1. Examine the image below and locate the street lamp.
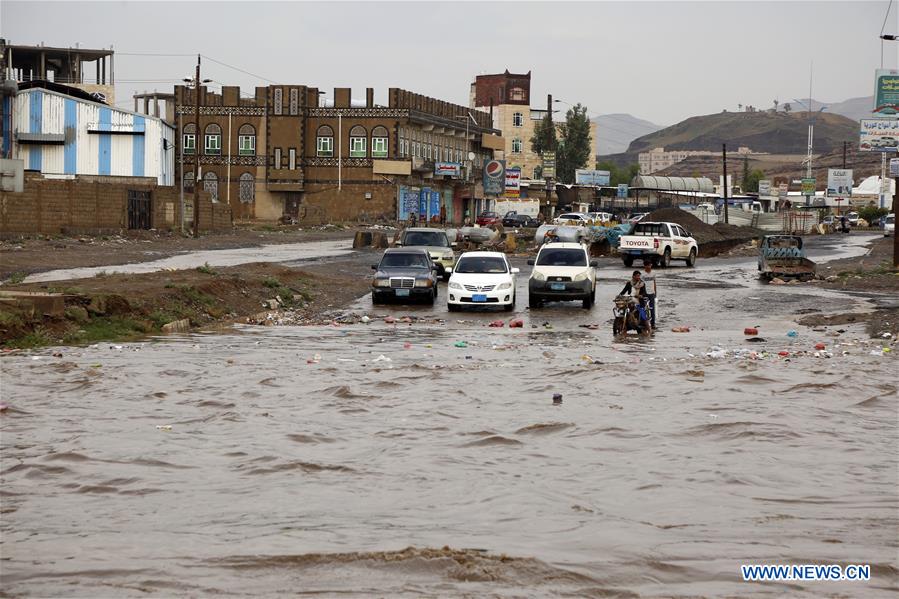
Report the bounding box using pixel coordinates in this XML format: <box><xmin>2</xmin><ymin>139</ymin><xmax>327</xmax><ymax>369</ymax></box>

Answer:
<box><xmin>454</xmin><ymin>111</ymin><xmax>479</xmax><ymax>222</ymax></box>
<box><xmin>793</xmin><ymin>98</ymin><xmax>827</xmax><ymax>205</ymax></box>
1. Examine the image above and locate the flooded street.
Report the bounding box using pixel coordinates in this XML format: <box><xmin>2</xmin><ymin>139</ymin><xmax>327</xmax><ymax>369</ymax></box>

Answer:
<box><xmin>2</xmin><ymin>237</ymin><xmax>897</xmax><ymax>597</ymax></box>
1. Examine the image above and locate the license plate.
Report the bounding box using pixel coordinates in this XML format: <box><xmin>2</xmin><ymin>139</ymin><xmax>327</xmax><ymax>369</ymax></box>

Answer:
<box><xmin>472</xmin><ymin>294</ymin><xmax>487</xmax><ymax>302</ymax></box>
<box><xmin>395</xmin><ymin>289</ymin><xmax>410</xmax><ymax>297</ymax></box>
<box><xmin>550</xmin><ymin>283</ymin><xmax>566</xmax><ymax>291</ymax></box>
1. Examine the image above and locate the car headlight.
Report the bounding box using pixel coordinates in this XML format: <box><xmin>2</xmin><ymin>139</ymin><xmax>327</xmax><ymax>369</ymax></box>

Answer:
<box><xmin>532</xmin><ymin>271</ymin><xmax>546</xmax><ymax>281</ymax></box>
<box><xmin>449</xmin><ymin>281</ymin><xmax>463</xmax><ymax>290</ymax></box>
<box><xmin>573</xmin><ymin>272</ymin><xmax>588</xmax><ymax>282</ymax></box>
<box><xmin>373</xmin><ymin>278</ymin><xmax>390</xmax><ymax>288</ymax></box>
<box><xmin>442</xmin><ymin>252</ymin><xmax>454</xmax><ymax>261</ymax></box>
<box><xmin>497</xmin><ymin>282</ymin><xmax>512</xmax><ymax>290</ymax></box>
<box><xmin>414</xmin><ymin>278</ymin><xmax>433</xmax><ymax>288</ymax></box>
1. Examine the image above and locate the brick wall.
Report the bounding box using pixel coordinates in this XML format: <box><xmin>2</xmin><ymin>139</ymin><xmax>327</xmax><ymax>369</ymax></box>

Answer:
<box><xmin>301</xmin><ymin>182</ymin><xmax>396</xmax><ymax>223</ymax></box>
<box><xmin>0</xmin><ymin>173</ymin><xmax>231</xmax><ymax>237</ymax></box>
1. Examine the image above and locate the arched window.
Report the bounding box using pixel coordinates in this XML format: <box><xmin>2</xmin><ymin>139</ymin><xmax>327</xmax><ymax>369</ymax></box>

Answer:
<box><xmin>238</xmin><ymin>124</ymin><xmax>255</xmax><ymax>156</ymax></box>
<box><xmin>512</xmin><ymin>112</ymin><xmax>523</xmax><ymax>127</ymax></box>
<box><xmin>183</xmin><ymin>124</ymin><xmax>196</xmax><ymax>155</ymax></box>
<box><xmin>182</xmin><ymin>170</ymin><xmax>194</xmax><ymax>192</ymax></box>
<box><xmin>203</xmin><ymin>171</ymin><xmax>219</xmax><ymax>202</ymax></box>
<box><xmin>511</xmin><ymin>138</ymin><xmax>522</xmax><ymax>153</ymax></box>
<box><xmin>349</xmin><ymin>125</ymin><xmax>367</xmax><ymax>157</ymax></box>
<box><xmin>371</xmin><ymin>125</ymin><xmax>389</xmax><ymax>158</ymax></box>
<box><xmin>204</xmin><ymin>123</ymin><xmax>222</xmax><ymax>155</ymax></box>
<box><xmin>239</xmin><ymin>172</ymin><xmax>255</xmax><ymax>203</ymax></box>
<box><xmin>316</xmin><ymin>125</ymin><xmax>334</xmax><ymax>157</ymax></box>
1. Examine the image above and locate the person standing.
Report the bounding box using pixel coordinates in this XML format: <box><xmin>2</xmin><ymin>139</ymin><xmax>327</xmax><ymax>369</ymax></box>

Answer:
<box><xmin>642</xmin><ymin>260</ymin><xmax>657</xmax><ymax>330</ymax></box>
<box><xmin>439</xmin><ymin>204</ymin><xmax>447</xmax><ymax>225</ymax></box>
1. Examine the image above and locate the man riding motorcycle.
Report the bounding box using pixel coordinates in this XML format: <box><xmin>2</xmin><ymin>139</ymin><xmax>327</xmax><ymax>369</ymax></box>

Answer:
<box><xmin>615</xmin><ymin>270</ymin><xmax>652</xmax><ymax>333</ymax></box>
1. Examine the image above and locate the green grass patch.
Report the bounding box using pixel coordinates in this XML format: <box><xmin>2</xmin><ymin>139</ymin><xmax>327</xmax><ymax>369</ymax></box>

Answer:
<box><xmin>6</xmin><ymin>329</ymin><xmax>52</xmax><ymax>349</ymax></box>
<box><xmin>0</xmin><ymin>309</ymin><xmax>25</xmax><ymax>328</ymax></box>
<box><xmin>61</xmin><ymin>316</ymin><xmax>149</xmax><ymax>345</ymax></box>
<box><xmin>196</xmin><ymin>262</ymin><xmax>218</xmax><ymax>275</ymax></box>
<box><xmin>7</xmin><ymin>271</ymin><xmax>26</xmax><ymax>284</ymax></box>
<box><xmin>262</xmin><ymin>276</ymin><xmax>282</xmax><ymax>289</ymax></box>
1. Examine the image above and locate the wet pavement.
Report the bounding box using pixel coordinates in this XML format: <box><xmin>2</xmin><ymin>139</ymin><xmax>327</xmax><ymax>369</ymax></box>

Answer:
<box><xmin>20</xmin><ymin>239</ymin><xmax>354</xmax><ymax>284</ymax></box>
<box><xmin>2</xmin><ymin>233</ymin><xmax>897</xmax><ymax>597</ymax></box>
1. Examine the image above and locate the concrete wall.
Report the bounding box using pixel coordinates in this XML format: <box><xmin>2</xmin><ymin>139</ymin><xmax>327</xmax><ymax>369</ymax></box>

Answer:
<box><xmin>0</xmin><ymin>173</ymin><xmax>230</xmax><ymax>236</ymax></box>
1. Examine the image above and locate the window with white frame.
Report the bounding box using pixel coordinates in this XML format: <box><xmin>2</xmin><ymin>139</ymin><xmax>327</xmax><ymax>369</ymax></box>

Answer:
<box><xmin>349</xmin><ymin>125</ymin><xmax>367</xmax><ymax>157</ymax></box>
<box><xmin>316</xmin><ymin>125</ymin><xmax>334</xmax><ymax>157</ymax></box>
<box><xmin>512</xmin><ymin>112</ymin><xmax>523</xmax><ymax>127</ymax></box>
<box><xmin>183</xmin><ymin>124</ymin><xmax>196</xmax><ymax>154</ymax></box>
<box><xmin>371</xmin><ymin>126</ymin><xmax>388</xmax><ymax>158</ymax></box>
<box><xmin>204</xmin><ymin>123</ymin><xmax>222</xmax><ymax>155</ymax></box>
<box><xmin>512</xmin><ymin>138</ymin><xmax>522</xmax><ymax>153</ymax></box>
<box><xmin>238</xmin><ymin>124</ymin><xmax>255</xmax><ymax>156</ymax></box>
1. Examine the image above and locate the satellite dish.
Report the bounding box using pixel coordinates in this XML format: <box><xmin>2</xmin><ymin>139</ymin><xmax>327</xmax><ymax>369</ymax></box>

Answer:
<box><xmin>468</xmin><ymin>151</ymin><xmax>475</xmax><ymax>160</ymax></box>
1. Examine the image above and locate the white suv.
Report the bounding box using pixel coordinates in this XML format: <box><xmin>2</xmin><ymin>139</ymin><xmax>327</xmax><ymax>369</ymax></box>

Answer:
<box><xmin>527</xmin><ymin>242</ymin><xmax>597</xmax><ymax>310</ymax></box>
<box><xmin>447</xmin><ymin>252</ymin><xmax>519</xmax><ymax>311</ymax></box>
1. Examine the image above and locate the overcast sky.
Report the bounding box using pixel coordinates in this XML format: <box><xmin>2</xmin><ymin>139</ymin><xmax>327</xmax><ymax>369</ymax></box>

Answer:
<box><xmin>3</xmin><ymin>1</ymin><xmax>897</xmax><ymax>125</ymax></box>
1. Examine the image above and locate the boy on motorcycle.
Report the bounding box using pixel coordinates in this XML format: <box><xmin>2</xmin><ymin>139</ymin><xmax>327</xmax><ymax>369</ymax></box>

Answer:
<box><xmin>620</xmin><ymin>271</ymin><xmax>652</xmax><ymax>331</ymax></box>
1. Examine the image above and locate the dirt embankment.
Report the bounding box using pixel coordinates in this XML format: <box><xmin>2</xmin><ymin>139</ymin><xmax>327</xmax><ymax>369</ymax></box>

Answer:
<box><xmin>0</xmin><ymin>224</ymin><xmax>361</xmax><ymax>280</ymax></box>
<box><xmin>0</xmin><ymin>261</ymin><xmax>372</xmax><ymax>349</ymax></box>
<box><xmin>644</xmin><ymin>208</ymin><xmax>763</xmax><ymax>255</ymax></box>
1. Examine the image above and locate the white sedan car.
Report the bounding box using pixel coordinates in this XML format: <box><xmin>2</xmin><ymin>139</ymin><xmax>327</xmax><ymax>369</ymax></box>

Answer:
<box><xmin>884</xmin><ymin>213</ymin><xmax>895</xmax><ymax>236</ymax></box>
<box><xmin>553</xmin><ymin>212</ymin><xmax>589</xmax><ymax>225</ymax></box>
<box><xmin>446</xmin><ymin>251</ymin><xmax>519</xmax><ymax>311</ymax></box>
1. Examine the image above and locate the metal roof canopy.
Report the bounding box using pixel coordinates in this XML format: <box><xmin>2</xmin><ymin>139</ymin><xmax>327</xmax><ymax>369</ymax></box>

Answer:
<box><xmin>632</xmin><ymin>175</ymin><xmax>715</xmax><ymax>193</ymax></box>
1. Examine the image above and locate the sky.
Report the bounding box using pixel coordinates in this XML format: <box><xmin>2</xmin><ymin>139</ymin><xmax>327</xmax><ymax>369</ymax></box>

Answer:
<box><xmin>2</xmin><ymin>0</ymin><xmax>897</xmax><ymax>126</ymax></box>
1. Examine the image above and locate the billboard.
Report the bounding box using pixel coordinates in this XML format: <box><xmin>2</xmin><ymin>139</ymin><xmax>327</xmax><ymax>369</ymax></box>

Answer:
<box><xmin>757</xmin><ymin>179</ymin><xmax>772</xmax><ymax>197</ymax></box>
<box><xmin>504</xmin><ymin>166</ymin><xmax>521</xmax><ymax>198</ymax></box>
<box><xmin>826</xmin><ymin>169</ymin><xmax>853</xmax><ymax>197</ymax></box>
<box><xmin>483</xmin><ymin>159</ymin><xmax>505</xmax><ymax>195</ymax></box>
<box><xmin>575</xmin><ymin>169</ymin><xmax>611</xmax><ymax>186</ymax></box>
<box><xmin>617</xmin><ymin>184</ymin><xmax>629</xmax><ymax>198</ymax></box>
<box><xmin>541</xmin><ymin>151</ymin><xmax>556</xmax><ymax>178</ymax></box>
<box><xmin>434</xmin><ymin>162</ymin><xmax>461</xmax><ymax>177</ymax></box>
<box><xmin>890</xmin><ymin>158</ymin><xmax>899</xmax><ymax>177</ymax></box>
<box><xmin>859</xmin><ymin>118</ymin><xmax>899</xmax><ymax>152</ymax></box>
<box><xmin>801</xmin><ymin>178</ymin><xmax>816</xmax><ymax>195</ymax></box>
<box><xmin>873</xmin><ymin>69</ymin><xmax>899</xmax><ymax>116</ymax></box>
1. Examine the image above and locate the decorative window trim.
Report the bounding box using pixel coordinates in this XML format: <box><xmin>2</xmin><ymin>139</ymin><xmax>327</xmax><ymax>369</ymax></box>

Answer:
<box><xmin>513</xmin><ymin>112</ymin><xmax>523</xmax><ymax>127</ymax></box>
<box><xmin>238</xmin><ymin>135</ymin><xmax>255</xmax><ymax>156</ymax></box>
<box><xmin>183</xmin><ymin>133</ymin><xmax>196</xmax><ymax>154</ymax></box>
<box><xmin>349</xmin><ymin>136</ymin><xmax>367</xmax><ymax>158</ymax></box>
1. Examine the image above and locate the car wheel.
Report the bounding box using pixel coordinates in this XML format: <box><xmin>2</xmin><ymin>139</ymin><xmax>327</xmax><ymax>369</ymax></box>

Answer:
<box><xmin>622</xmin><ymin>256</ymin><xmax>634</xmax><ymax>267</ymax></box>
<box><xmin>660</xmin><ymin>248</ymin><xmax>671</xmax><ymax>268</ymax></box>
<box><xmin>529</xmin><ymin>295</ymin><xmax>542</xmax><ymax>310</ymax></box>
<box><xmin>425</xmin><ymin>289</ymin><xmax>436</xmax><ymax>305</ymax></box>
<box><xmin>581</xmin><ymin>295</ymin><xmax>592</xmax><ymax>310</ymax></box>
<box><xmin>372</xmin><ymin>292</ymin><xmax>381</xmax><ymax>305</ymax></box>
<box><xmin>686</xmin><ymin>248</ymin><xmax>697</xmax><ymax>267</ymax></box>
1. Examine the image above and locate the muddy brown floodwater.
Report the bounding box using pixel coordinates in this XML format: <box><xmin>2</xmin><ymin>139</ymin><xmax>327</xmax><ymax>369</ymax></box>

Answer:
<box><xmin>1</xmin><ymin>235</ymin><xmax>897</xmax><ymax>597</ymax></box>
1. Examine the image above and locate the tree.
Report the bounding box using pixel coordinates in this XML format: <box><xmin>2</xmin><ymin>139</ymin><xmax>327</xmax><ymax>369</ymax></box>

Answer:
<box><xmin>773</xmin><ymin>99</ymin><xmax>779</xmax><ymax>112</ymax></box>
<box><xmin>530</xmin><ymin>112</ymin><xmax>557</xmax><ymax>157</ymax></box>
<box><xmin>741</xmin><ymin>155</ymin><xmax>750</xmax><ymax>191</ymax></box>
<box><xmin>596</xmin><ymin>161</ymin><xmax>640</xmax><ymax>187</ymax></box>
<box><xmin>555</xmin><ymin>103</ymin><xmax>592</xmax><ymax>184</ymax></box>
<box><xmin>783</xmin><ymin>103</ymin><xmax>792</xmax><ymax>113</ymax></box>
<box><xmin>744</xmin><ymin>169</ymin><xmax>765</xmax><ymax>192</ymax></box>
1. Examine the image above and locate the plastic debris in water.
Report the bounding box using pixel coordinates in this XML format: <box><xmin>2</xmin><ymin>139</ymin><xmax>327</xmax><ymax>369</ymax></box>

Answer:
<box><xmin>509</xmin><ymin>319</ymin><xmax>524</xmax><ymax>328</ymax></box>
<box><xmin>671</xmin><ymin>326</ymin><xmax>690</xmax><ymax>333</ymax></box>
<box><xmin>786</xmin><ymin>330</ymin><xmax>799</xmax><ymax>337</ymax></box>
<box><xmin>454</xmin><ymin>341</ymin><xmax>468</xmax><ymax>348</ymax></box>
<box><xmin>373</xmin><ymin>354</ymin><xmax>391</xmax><ymax>362</ymax></box>
<box><xmin>156</xmin><ymin>425</ymin><xmax>173</xmax><ymax>431</ymax></box>
<box><xmin>744</xmin><ymin>327</ymin><xmax>759</xmax><ymax>335</ymax></box>
<box><xmin>552</xmin><ymin>393</ymin><xmax>563</xmax><ymax>405</ymax></box>
<box><xmin>488</xmin><ymin>320</ymin><xmax>505</xmax><ymax>328</ymax></box>
<box><xmin>814</xmin><ymin>342</ymin><xmax>826</xmax><ymax>350</ymax></box>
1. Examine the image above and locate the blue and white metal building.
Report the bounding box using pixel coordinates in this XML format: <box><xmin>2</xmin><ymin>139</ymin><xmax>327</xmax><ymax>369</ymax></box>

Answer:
<box><xmin>3</xmin><ymin>86</ymin><xmax>175</xmax><ymax>185</ymax></box>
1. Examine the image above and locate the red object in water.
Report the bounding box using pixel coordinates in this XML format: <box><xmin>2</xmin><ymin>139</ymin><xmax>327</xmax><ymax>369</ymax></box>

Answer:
<box><xmin>744</xmin><ymin>328</ymin><xmax>759</xmax><ymax>335</ymax></box>
<box><xmin>778</xmin><ymin>351</ymin><xmax>790</xmax><ymax>357</ymax></box>
<box><xmin>489</xmin><ymin>320</ymin><xmax>505</xmax><ymax>328</ymax></box>
<box><xmin>509</xmin><ymin>319</ymin><xmax>524</xmax><ymax>328</ymax></box>
<box><xmin>384</xmin><ymin>316</ymin><xmax>396</xmax><ymax>324</ymax></box>
<box><xmin>403</xmin><ymin>342</ymin><xmax>412</xmax><ymax>349</ymax></box>
<box><xmin>815</xmin><ymin>342</ymin><xmax>826</xmax><ymax>350</ymax></box>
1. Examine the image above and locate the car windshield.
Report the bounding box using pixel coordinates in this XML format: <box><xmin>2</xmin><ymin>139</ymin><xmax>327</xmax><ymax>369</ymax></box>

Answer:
<box><xmin>380</xmin><ymin>252</ymin><xmax>430</xmax><ymax>269</ymax></box>
<box><xmin>455</xmin><ymin>256</ymin><xmax>508</xmax><ymax>273</ymax></box>
<box><xmin>536</xmin><ymin>248</ymin><xmax>587</xmax><ymax>266</ymax></box>
<box><xmin>403</xmin><ymin>231</ymin><xmax>449</xmax><ymax>247</ymax></box>
<box><xmin>886</xmin><ymin>216</ymin><xmax>895</xmax><ymax>224</ymax></box>
<box><xmin>559</xmin><ymin>214</ymin><xmax>581</xmax><ymax>219</ymax></box>
<box><xmin>479</xmin><ymin>212</ymin><xmax>497</xmax><ymax>218</ymax></box>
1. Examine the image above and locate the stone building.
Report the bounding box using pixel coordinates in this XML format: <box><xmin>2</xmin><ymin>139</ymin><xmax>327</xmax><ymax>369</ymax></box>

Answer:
<box><xmin>160</xmin><ymin>84</ymin><xmax>504</xmax><ymax>223</ymax></box>
<box><xmin>470</xmin><ymin>70</ymin><xmax>597</xmax><ymax>180</ymax></box>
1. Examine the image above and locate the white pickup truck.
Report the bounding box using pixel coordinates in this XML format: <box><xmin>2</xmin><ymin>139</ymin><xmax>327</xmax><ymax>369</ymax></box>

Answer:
<box><xmin>618</xmin><ymin>221</ymin><xmax>698</xmax><ymax>268</ymax></box>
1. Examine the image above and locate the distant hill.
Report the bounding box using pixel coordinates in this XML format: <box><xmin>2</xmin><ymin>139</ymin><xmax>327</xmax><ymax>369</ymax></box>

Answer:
<box><xmin>625</xmin><ymin>110</ymin><xmax>860</xmax><ymax>155</ymax></box>
<box><xmin>823</xmin><ymin>96</ymin><xmax>873</xmax><ymax>122</ymax></box>
<box><xmin>592</xmin><ymin>113</ymin><xmax>664</xmax><ymax>155</ymax></box>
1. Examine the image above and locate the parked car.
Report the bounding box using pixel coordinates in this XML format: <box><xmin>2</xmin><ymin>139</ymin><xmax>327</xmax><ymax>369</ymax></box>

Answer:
<box><xmin>527</xmin><ymin>241</ymin><xmax>598</xmax><ymax>309</ymax></box>
<box><xmin>822</xmin><ymin>215</ymin><xmax>836</xmax><ymax>226</ymax></box>
<box><xmin>396</xmin><ymin>227</ymin><xmax>455</xmax><ymax>281</ymax></box>
<box><xmin>446</xmin><ymin>252</ymin><xmax>519</xmax><ymax>312</ymax></box>
<box><xmin>502</xmin><ymin>213</ymin><xmax>539</xmax><ymax>228</ymax></box>
<box><xmin>586</xmin><ymin>211</ymin><xmax>614</xmax><ymax>223</ymax></box>
<box><xmin>476</xmin><ymin>211</ymin><xmax>501</xmax><ymax>227</ymax></box>
<box><xmin>846</xmin><ymin>212</ymin><xmax>860</xmax><ymax>226</ymax></box>
<box><xmin>618</xmin><ymin>221</ymin><xmax>698</xmax><ymax>268</ymax></box>
<box><xmin>553</xmin><ymin>212</ymin><xmax>589</xmax><ymax>225</ymax></box>
<box><xmin>884</xmin><ymin>213</ymin><xmax>895</xmax><ymax>236</ymax></box>
<box><xmin>371</xmin><ymin>248</ymin><xmax>438</xmax><ymax>305</ymax></box>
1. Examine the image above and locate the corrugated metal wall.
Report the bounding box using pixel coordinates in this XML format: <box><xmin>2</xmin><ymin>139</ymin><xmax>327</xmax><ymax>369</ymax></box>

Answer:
<box><xmin>12</xmin><ymin>89</ymin><xmax>174</xmax><ymax>185</ymax></box>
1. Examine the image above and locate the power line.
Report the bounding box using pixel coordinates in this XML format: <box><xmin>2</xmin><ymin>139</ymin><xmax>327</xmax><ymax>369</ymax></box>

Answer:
<box><xmin>880</xmin><ymin>0</ymin><xmax>894</xmax><ymax>35</ymax></box>
<box><xmin>201</xmin><ymin>54</ymin><xmax>278</xmax><ymax>84</ymax></box>
<box><xmin>116</xmin><ymin>52</ymin><xmax>194</xmax><ymax>57</ymax></box>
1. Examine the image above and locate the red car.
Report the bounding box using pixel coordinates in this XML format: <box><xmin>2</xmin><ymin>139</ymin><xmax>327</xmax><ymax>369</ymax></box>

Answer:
<box><xmin>476</xmin><ymin>211</ymin><xmax>500</xmax><ymax>226</ymax></box>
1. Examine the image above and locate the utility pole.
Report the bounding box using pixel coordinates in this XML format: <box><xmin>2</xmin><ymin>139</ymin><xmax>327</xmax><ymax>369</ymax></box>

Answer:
<box><xmin>192</xmin><ymin>54</ymin><xmax>201</xmax><ymax>238</ymax></box>
<box><xmin>722</xmin><ymin>144</ymin><xmax>729</xmax><ymax>224</ymax></box>
<box><xmin>544</xmin><ymin>93</ymin><xmax>553</xmax><ymax>218</ymax></box>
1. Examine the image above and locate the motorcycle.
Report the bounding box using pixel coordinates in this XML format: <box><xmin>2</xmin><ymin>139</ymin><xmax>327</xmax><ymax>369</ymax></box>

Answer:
<box><xmin>612</xmin><ymin>295</ymin><xmax>652</xmax><ymax>336</ymax></box>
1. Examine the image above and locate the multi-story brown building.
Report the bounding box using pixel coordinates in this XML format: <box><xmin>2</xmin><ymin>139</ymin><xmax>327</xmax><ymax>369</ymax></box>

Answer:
<box><xmin>470</xmin><ymin>70</ymin><xmax>597</xmax><ymax>180</ymax></box>
<box><xmin>160</xmin><ymin>84</ymin><xmax>503</xmax><ymax>223</ymax></box>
